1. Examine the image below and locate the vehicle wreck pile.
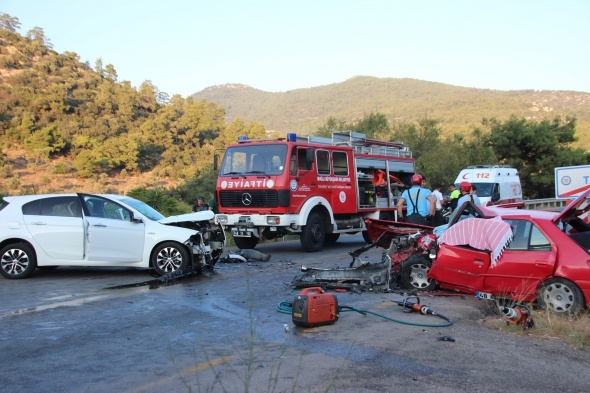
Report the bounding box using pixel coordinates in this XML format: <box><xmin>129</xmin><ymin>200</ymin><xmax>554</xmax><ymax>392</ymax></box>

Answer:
<box><xmin>292</xmin><ymin>219</ymin><xmax>437</xmax><ymax>293</ymax></box>
<box><xmin>292</xmin><ymin>188</ymin><xmax>590</xmax><ymax>316</ymax></box>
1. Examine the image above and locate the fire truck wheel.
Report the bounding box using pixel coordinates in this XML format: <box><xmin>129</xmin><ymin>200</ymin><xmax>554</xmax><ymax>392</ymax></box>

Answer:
<box><xmin>537</xmin><ymin>278</ymin><xmax>584</xmax><ymax>315</ymax></box>
<box><xmin>233</xmin><ymin>236</ymin><xmax>259</xmax><ymax>250</ymax></box>
<box><xmin>300</xmin><ymin>212</ymin><xmax>326</xmax><ymax>252</ymax></box>
<box><xmin>400</xmin><ymin>255</ymin><xmax>436</xmax><ymax>291</ymax></box>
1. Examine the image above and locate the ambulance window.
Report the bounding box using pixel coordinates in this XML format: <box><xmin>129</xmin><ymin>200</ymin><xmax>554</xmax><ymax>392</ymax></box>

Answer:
<box><xmin>333</xmin><ymin>151</ymin><xmax>348</xmax><ymax>176</ymax></box>
<box><xmin>491</xmin><ymin>183</ymin><xmax>500</xmax><ymax>202</ymax></box>
<box><xmin>316</xmin><ymin>149</ymin><xmax>330</xmax><ymax>175</ymax></box>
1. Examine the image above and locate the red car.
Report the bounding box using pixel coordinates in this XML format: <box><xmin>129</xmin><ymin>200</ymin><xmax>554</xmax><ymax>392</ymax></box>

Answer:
<box><xmin>428</xmin><ymin>189</ymin><xmax>590</xmax><ymax>314</ymax></box>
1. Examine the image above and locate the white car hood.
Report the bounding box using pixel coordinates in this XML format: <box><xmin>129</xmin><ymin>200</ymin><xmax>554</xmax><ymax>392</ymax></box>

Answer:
<box><xmin>158</xmin><ymin>210</ymin><xmax>214</xmax><ymax>224</ymax></box>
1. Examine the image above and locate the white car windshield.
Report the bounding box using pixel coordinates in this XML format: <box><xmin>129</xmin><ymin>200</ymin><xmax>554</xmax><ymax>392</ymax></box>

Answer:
<box><xmin>119</xmin><ymin>197</ymin><xmax>165</xmax><ymax>221</ymax></box>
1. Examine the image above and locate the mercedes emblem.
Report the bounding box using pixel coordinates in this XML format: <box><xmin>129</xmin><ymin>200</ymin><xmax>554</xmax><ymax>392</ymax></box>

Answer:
<box><xmin>241</xmin><ymin>192</ymin><xmax>253</xmax><ymax>206</ymax></box>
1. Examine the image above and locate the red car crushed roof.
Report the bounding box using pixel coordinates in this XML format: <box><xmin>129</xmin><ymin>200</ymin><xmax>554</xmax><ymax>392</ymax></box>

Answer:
<box><xmin>427</xmin><ymin>189</ymin><xmax>590</xmax><ymax>314</ymax></box>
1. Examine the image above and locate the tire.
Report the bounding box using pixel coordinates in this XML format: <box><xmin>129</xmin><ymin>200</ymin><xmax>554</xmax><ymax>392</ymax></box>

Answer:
<box><xmin>151</xmin><ymin>242</ymin><xmax>189</xmax><ymax>276</ymax></box>
<box><xmin>300</xmin><ymin>212</ymin><xmax>326</xmax><ymax>252</ymax></box>
<box><xmin>362</xmin><ymin>230</ymin><xmax>372</xmax><ymax>244</ymax></box>
<box><xmin>234</xmin><ymin>236</ymin><xmax>259</xmax><ymax>250</ymax></box>
<box><xmin>537</xmin><ymin>278</ymin><xmax>585</xmax><ymax>315</ymax></box>
<box><xmin>399</xmin><ymin>255</ymin><xmax>436</xmax><ymax>291</ymax></box>
<box><xmin>325</xmin><ymin>233</ymin><xmax>340</xmax><ymax>244</ymax></box>
<box><xmin>0</xmin><ymin>243</ymin><xmax>37</xmax><ymax>279</ymax></box>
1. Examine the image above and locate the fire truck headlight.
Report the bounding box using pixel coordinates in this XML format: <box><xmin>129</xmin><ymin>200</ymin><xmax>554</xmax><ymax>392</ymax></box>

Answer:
<box><xmin>217</xmin><ymin>215</ymin><xmax>228</xmax><ymax>224</ymax></box>
<box><xmin>266</xmin><ymin>216</ymin><xmax>280</xmax><ymax>225</ymax></box>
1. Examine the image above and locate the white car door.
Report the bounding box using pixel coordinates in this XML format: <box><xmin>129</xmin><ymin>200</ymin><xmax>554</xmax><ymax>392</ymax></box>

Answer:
<box><xmin>22</xmin><ymin>196</ymin><xmax>84</xmax><ymax>260</ymax></box>
<box><xmin>82</xmin><ymin>196</ymin><xmax>145</xmax><ymax>262</ymax></box>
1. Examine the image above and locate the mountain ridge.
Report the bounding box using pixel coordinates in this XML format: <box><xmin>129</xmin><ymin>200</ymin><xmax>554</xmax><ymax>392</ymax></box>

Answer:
<box><xmin>192</xmin><ymin>76</ymin><xmax>590</xmax><ymax>148</ymax></box>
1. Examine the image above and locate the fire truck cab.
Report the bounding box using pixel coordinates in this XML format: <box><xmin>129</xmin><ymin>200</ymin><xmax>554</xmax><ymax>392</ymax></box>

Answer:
<box><xmin>215</xmin><ymin>131</ymin><xmax>415</xmax><ymax>252</ymax></box>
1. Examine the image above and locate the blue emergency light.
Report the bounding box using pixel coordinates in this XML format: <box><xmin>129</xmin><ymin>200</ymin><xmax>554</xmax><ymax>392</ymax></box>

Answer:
<box><xmin>238</xmin><ymin>136</ymin><xmax>248</xmax><ymax>141</ymax></box>
<box><xmin>287</xmin><ymin>133</ymin><xmax>297</xmax><ymax>142</ymax></box>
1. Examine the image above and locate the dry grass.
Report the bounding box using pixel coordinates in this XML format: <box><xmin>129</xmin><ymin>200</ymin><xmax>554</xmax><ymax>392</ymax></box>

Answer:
<box><xmin>484</xmin><ymin>305</ymin><xmax>590</xmax><ymax>350</ymax></box>
<box><xmin>0</xmin><ymin>146</ymin><xmax>180</xmax><ymax>195</ymax></box>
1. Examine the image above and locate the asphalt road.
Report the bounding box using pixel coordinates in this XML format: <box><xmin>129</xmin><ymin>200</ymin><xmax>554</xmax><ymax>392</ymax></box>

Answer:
<box><xmin>1</xmin><ymin>234</ymin><xmax>589</xmax><ymax>393</ymax></box>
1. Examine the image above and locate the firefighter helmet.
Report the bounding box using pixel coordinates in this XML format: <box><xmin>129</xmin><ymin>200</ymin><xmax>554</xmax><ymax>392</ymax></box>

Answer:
<box><xmin>411</xmin><ymin>174</ymin><xmax>424</xmax><ymax>185</ymax></box>
<box><xmin>459</xmin><ymin>181</ymin><xmax>472</xmax><ymax>192</ymax></box>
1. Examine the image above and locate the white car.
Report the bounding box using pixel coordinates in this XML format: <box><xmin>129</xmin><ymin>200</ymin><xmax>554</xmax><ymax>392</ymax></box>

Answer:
<box><xmin>0</xmin><ymin>193</ymin><xmax>226</xmax><ymax>279</ymax></box>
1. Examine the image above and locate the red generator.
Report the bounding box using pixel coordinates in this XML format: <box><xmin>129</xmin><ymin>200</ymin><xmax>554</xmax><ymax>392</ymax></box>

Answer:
<box><xmin>292</xmin><ymin>287</ymin><xmax>339</xmax><ymax>327</ymax></box>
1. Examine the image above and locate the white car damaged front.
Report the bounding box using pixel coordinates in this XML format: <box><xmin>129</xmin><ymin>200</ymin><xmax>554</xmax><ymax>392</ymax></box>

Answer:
<box><xmin>158</xmin><ymin>210</ymin><xmax>226</xmax><ymax>274</ymax></box>
<box><xmin>0</xmin><ymin>193</ymin><xmax>228</xmax><ymax>279</ymax></box>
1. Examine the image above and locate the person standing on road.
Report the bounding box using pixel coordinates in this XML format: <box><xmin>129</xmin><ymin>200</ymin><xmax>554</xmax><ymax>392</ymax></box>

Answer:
<box><xmin>443</xmin><ymin>183</ymin><xmax>460</xmax><ymax>211</ymax></box>
<box><xmin>208</xmin><ymin>195</ymin><xmax>218</xmax><ymax>214</ymax></box>
<box><xmin>431</xmin><ymin>184</ymin><xmax>446</xmax><ymax>225</ymax></box>
<box><xmin>193</xmin><ymin>196</ymin><xmax>209</xmax><ymax>212</ymax></box>
<box><xmin>470</xmin><ymin>184</ymin><xmax>481</xmax><ymax>206</ymax></box>
<box><xmin>397</xmin><ymin>174</ymin><xmax>436</xmax><ymax>225</ymax></box>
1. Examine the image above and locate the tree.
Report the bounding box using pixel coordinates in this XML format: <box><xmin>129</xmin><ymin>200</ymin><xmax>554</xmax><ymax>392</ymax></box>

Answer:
<box><xmin>26</xmin><ymin>26</ymin><xmax>52</xmax><ymax>49</ymax></box>
<box><xmin>349</xmin><ymin>112</ymin><xmax>390</xmax><ymax>139</ymax></box>
<box><xmin>104</xmin><ymin>64</ymin><xmax>117</xmax><ymax>82</ymax></box>
<box><xmin>127</xmin><ymin>187</ymin><xmax>186</xmax><ymax>216</ymax></box>
<box><xmin>486</xmin><ymin>115</ymin><xmax>589</xmax><ymax>198</ymax></box>
<box><xmin>0</xmin><ymin>13</ymin><xmax>21</xmax><ymax>32</ymax></box>
<box><xmin>391</xmin><ymin>117</ymin><xmax>441</xmax><ymax>162</ymax></box>
<box><xmin>24</xmin><ymin>125</ymin><xmax>66</xmax><ymax>158</ymax></box>
<box><xmin>315</xmin><ymin>116</ymin><xmax>347</xmax><ymax>138</ymax></box>
<box><xmin>94</xmin><ymin>58</ymin><xmax>104</xmax><ymax>77</ymax></box>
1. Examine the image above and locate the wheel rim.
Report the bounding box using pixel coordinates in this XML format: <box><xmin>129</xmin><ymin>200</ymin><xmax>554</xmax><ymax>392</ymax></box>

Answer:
<box><xmin>1</xmin><ymin>248</ymin><xmax>30</xmax><ymax>275</ymax></box>
<box><xmin>156</xmin><ymin>247</ymin><xmax>184</xmax><ymax>273</ymax></box>
<box><xmin>542</xmin><ymin>283</ymin><xmax>574</xmax><ymax>312</ymax></box>
<box><xmin>309</xmin><ymin>220</ymin><xmax>322</xmax><ymax>244</ymax></box>
<box><xmin>408</xmin><ymin>263</ymin><xmax>432</xmax><ymax>289</ymax></box>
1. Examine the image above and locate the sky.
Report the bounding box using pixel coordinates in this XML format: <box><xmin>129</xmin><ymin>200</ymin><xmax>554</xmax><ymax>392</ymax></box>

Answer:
<box><xmin>2</xmin><ymin>0</ymin><xmax>589</xmax><ymax>97</ymax></box>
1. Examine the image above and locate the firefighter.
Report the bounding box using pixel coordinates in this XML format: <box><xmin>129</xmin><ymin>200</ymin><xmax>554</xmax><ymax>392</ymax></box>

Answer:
<box><xmin>397</xmin><ymin>174</ymin><xmax>436</xmax><ymax>225</ymax></box>
<box><xmin>456</xmin><ymin>181</ymin><xmax>474</xmax><ymax>208</ymax></box>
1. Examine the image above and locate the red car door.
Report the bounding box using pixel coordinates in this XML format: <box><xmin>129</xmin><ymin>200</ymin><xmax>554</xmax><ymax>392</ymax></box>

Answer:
<box><xmin>428</xmin><ymin>244</ymin><xmax>489</xmax><ymax>293</ymax></box>
<box><xmin>482</xmin><ymin>219</ymin><xmax>556</xmax><ymax>301</ymax></box>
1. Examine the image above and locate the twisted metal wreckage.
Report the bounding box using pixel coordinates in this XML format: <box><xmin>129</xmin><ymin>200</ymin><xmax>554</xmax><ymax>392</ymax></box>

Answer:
<box><xmin>292</xmin><ymin>218</ymin><xmax>437</xmax><ymax>292</ymax></box>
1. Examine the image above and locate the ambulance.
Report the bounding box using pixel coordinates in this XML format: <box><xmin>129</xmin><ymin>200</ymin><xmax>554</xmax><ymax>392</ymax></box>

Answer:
<box><xmin>454</xmin><ymin>165</ymin><xmax>524</xmax><ymax>208</ymax></box>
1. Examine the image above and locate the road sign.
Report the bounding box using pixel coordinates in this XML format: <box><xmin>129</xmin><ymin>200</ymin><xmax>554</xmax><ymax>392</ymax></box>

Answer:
<box><xmin>555</xmin><ymin>165</ymin><xmax>590</xmax><ymax>198</ymax></box>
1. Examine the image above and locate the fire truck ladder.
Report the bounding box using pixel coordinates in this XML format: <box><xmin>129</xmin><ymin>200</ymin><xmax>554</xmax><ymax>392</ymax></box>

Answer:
<box><xmin>303</xmin><ymin>131</ymin><xmax>412</xmax><ymax>158</ymax></box>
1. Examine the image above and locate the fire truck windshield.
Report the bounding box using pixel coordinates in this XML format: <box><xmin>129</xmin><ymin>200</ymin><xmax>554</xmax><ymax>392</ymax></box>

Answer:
<box><xmin>220</xmin><ymin>144</ymin><xmax>288</xmax><ymax>176</ymax></box>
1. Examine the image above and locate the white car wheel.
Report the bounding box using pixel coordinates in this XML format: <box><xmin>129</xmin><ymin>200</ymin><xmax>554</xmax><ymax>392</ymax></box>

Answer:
<box><xmin>152</xmin><ymin>242</ymin><xmax>189</xmax><ymax>276</ymax></box>
<box><xmin>0</xmin><ymin>243</ymin><xmax>37</xmax><ymax>279</ymax></box>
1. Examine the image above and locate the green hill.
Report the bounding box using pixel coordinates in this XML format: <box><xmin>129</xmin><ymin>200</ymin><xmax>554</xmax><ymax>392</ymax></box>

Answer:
<box><xmin>192</xmin><ymin>76</ymin><xmax>590</xmax><ymax>149</ymax></box>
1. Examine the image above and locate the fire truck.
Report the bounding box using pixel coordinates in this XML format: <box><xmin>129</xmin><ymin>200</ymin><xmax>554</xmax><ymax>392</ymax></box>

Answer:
<box><xmin>215</xmin><ymin>131</ymin><xmax>415</xmax><ymax>252</ymax></box>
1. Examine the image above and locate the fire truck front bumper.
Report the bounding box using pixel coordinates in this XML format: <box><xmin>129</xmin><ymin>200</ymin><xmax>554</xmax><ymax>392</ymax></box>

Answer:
<box><xmin>216</xmin><ymin>214</ymin><xmax>297</xmax><ymax>238</ymax></box>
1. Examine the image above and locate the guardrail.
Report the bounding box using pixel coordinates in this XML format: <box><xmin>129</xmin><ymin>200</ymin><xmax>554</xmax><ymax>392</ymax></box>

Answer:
<box><xmin>523</xmin><ymin>198</ymin><xmax>568</xmax><ymax>211</ymax></box>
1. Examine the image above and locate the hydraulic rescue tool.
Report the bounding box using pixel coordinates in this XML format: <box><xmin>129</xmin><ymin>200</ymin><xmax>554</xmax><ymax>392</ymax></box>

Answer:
<box><xmin>395</xmin><ymin>296</ymin><xmax>439</xmax><ymax>316</ymax></box>
<box><xmin>500</xmin><ymin>305</ymin><xmax>534</xmax><ymax>329</ymax></box>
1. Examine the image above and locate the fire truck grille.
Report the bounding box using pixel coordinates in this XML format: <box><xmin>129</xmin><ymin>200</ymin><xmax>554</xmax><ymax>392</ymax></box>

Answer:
<box><xmin>219</xmin><ymin>190</ymin><xmax>279</xmax><ymax>208</ymax></box>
